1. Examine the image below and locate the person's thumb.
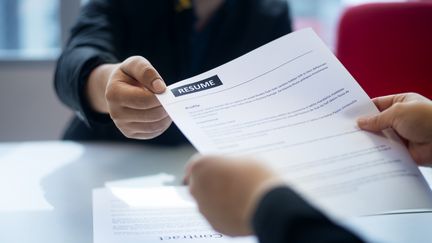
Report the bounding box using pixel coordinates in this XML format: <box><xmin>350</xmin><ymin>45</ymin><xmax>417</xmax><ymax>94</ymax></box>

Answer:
<box><xmin>357</xmin><ymin>107</ymin><xmax>397</xmax><ymax>132</ymax></box>
<box><xmin>183</xmin><ymin>154</ymin><xmax>202</xmax><ymax>185</ymax></box>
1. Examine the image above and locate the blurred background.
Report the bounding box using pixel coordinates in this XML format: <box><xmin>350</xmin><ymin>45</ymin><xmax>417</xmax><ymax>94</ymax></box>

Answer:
<box><xmin>0</xmin><ymin>0</ymin><xmax>413</xmax><ymax>141</ymax></box>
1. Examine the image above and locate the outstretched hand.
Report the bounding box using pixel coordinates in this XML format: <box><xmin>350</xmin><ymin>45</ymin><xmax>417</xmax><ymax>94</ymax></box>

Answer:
<box><xmin>103</xmin><ymin>56</ymin><xmax>172</xmax><ymax>139</ymax></box>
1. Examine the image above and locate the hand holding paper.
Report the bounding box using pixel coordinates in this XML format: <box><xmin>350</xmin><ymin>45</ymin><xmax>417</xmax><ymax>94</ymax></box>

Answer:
<box><xmin>357</xmin><ymin>93</ymin><xmax>432</xmax><ymax>165</ymax></box>
<box><xmin>185</xmin><ymin>155</ymin><xmax>284</xmax><ymax>236</ymax></box>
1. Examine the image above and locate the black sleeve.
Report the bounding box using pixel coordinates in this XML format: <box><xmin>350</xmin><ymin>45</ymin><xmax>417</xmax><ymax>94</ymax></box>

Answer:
<box><xmin>252</xmin><ymin>187</ymin><xmax>365</xmax><ymax>243</ymax></box>
<box><xmin>54</xmin><ymin>0</ymin><xmax>120</xmax><ymax>127</ymax></box>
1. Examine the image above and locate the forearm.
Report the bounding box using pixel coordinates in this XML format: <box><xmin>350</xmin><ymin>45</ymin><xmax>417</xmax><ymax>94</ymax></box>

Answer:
<box><xmin>86</xmin><ymin>63</ymin><xmax>119</xmax><ymax>113</ymax></box>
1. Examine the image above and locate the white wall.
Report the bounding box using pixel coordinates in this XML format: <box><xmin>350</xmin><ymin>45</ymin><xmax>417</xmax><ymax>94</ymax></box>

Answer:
<box><xmin>0</xmin><ymin>61</ymin><xmax>72</xmax><ymax>141</ymax></box>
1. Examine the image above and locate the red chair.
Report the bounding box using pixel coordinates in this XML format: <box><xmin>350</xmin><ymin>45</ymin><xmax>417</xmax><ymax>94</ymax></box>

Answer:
<box><xmin>336</xmin><ymin>2</ymin><xmax>432</xmax><ymax>99</ymax></box>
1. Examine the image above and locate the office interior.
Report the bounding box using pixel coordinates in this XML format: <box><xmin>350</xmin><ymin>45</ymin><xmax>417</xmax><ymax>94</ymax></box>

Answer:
<box><xmin>0</xmin><ymin>0</ymin><xmax>431</xmax><ymax>243</ymax></box>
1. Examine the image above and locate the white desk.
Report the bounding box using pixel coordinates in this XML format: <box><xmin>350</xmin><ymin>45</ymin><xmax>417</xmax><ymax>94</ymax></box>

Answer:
<box><xmin>0</xmin><ymin>141</ymin><xmax>431</xmax><ymax>243</ymax></box>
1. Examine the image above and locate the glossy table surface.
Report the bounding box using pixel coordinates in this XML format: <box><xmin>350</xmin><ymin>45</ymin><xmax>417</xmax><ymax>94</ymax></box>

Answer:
<box><xmin>0</xmin><ymin>141</ymin><xmax>430</xmax><ymax>243</ymax></box>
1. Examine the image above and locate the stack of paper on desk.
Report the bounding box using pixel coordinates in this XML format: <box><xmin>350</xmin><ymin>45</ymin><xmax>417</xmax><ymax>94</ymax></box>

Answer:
<box><xmin>93</xmin><ymin>28</ymin><xmax>432</xmax><ymax>243</ymax></box>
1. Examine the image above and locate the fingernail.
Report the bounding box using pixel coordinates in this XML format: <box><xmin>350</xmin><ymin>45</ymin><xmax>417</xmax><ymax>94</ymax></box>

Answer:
<box><xmin>152</xmin><ymin>79</ymin><xmax>166</xmax><ymax>93</ymax></box>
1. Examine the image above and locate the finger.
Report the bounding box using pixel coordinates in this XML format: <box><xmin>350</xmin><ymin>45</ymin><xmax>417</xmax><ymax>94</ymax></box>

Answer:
<box><xmin>128</xmin><ymin>131</ymin><xmax>167</xmax><ymax>140</ymax></box>
<box><xmin>114</xmin><ymin>106</ymin><xmax>169</xmax><ymax>122</ymax></box>
<box><xmin>372</xmin><ymin>95</ymin><xmax>397</xmax><ymax>111</ymax></box>
<box><xmin>185</xmin><ymin>156</ymin><xmax>219</xmax><ymax>186</ymax></box>
<box><xmin>120</xmin><ymin>56</ymin><xmax>166</xmax><ymax>93</ymax></box>
<box><xmin>120</xmin><ymin>116</ymin><xmax>172</xmax><ymax>134</ymax></box>
<box><xmin>409</xmin><ymin>143</ymin><xmax>432</xmax><ymax>166</ymax></box>
<box><xmin>357</xmin><ymin>105</ymin><xmax>400</xmax><ymax>132</ymax></box>
<box><xmin>108</xmin><ymin>81</ymin><xmax>162</xmax><ymax>109</ymax></box>
<box><xmin>183</xmin><ymin>154</ymin><xmax>203</xmax><ymax>185</ymax></box>
<box><xmin>371</xmin><ymin>93</ymin><xmax>410</xmax><ymax>111</ymax></box>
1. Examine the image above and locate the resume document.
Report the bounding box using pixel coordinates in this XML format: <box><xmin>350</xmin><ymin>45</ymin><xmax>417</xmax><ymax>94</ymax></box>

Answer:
<box><xmin>157</xmin><ymin>28</ymin><xmax>432</xmax><ymax>217</ymax></box>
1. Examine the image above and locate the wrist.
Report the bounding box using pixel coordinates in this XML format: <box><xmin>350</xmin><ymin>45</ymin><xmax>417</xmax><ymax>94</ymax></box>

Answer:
<box><xmin>86</xmin><ymin>63</ymin><xmax>119</xmax><ymax>113</ymax></box>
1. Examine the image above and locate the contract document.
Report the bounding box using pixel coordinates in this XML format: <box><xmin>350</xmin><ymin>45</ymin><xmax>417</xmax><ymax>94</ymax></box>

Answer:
<box><xmin>157</xmin><ymin>28</ymin><xmax>432</xmax><ymax>217</ymax></box>
<box><xmin>93</xmin><ymin>187</ymin><xmax>256</xmax><ymax>243</ymax></box>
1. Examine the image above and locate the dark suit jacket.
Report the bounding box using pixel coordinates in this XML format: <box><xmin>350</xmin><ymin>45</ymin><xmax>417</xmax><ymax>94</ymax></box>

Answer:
<box><xmin>253</xmin><ymin>187</ymin><xmax>365</xmax><ymax>243</ymax></box>
<box><xmin>54</xmin><ymin>0</ymin><xmax>292</xmax><ymax>145</ymax></box>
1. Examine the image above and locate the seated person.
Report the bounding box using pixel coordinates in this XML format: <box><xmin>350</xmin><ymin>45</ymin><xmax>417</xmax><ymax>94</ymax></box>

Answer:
<box><xmin>54</xmin><ymin>0</ymin><xmax>292</xmax><ymax>145</ymax></box>
<box><xmin>185</xmin><ymin>93</ymin><xmax>432</xmax><ymax>242</ymax></box>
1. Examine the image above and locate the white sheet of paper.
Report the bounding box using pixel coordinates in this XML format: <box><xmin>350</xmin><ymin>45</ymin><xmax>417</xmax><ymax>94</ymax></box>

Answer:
<box><xmin>93</xmin><ymin>187</ymin><xmax>256</xmax><ymax>243</ymax></box>
<box><xmin>157</xmin><ymin>28</ymin><xmax>432</xmax><ymax>217</ymax></box>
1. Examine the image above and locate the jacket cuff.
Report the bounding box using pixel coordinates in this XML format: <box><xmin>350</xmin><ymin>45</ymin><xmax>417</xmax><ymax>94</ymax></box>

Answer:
<box><xmin>63</xmin><ymin>47</ymin><xmax>118</xmax><ymax>127</ymax></box>
<box><xmin>252</xmin><ymin>186</ymin><xmax>314</xmax><ymax>243</ymax></box>
<box><xmin>252</xmin><ymin>186</ymin><xmax>364</xmax><ymax>243</ymax></box>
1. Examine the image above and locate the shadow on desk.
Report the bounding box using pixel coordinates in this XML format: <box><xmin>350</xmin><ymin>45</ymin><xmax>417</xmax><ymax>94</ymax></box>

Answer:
<box><xmin>0</xmin><ymin>142</ymin><xmax>195</xmax><ymax>243</ymax></box>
